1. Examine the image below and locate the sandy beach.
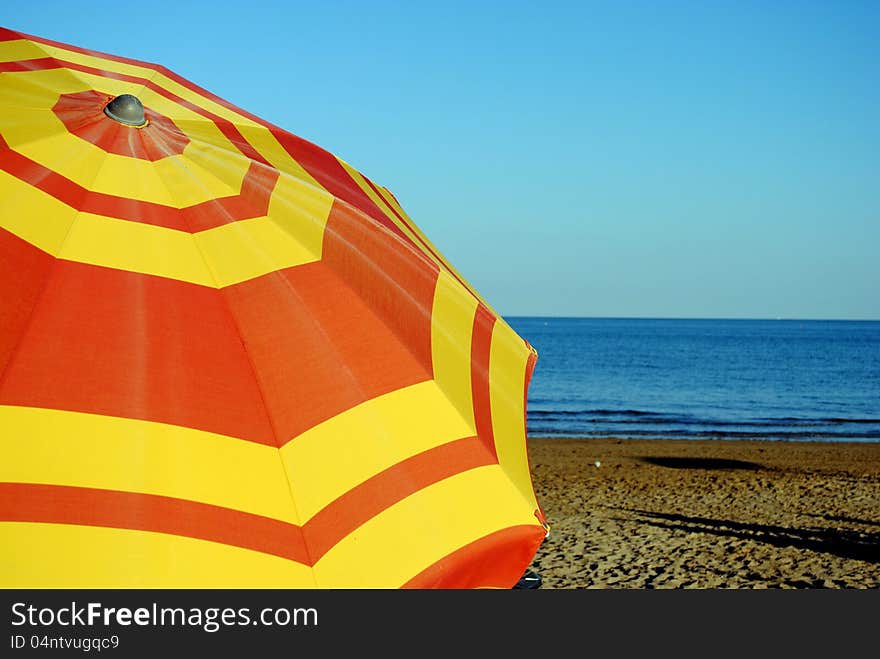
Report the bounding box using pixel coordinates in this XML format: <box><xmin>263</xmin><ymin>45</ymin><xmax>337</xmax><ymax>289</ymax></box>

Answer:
<box><xmin>525</xmin><ymin>438</ymin><xmax>880</xmax><ymax>589</ymax></box>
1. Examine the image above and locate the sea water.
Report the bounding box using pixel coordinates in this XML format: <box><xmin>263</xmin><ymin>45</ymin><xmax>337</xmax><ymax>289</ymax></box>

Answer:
<box><xmin>505</xmin><ymin>317</ymin><xmax>880</xmax><ymax>442</ymax></box>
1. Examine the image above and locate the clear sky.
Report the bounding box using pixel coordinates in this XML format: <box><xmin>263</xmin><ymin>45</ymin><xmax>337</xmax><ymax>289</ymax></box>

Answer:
<box><xmin>6</xmin><ymin>1</ymin><xmax>879</xmax><ymax>319</ymax></box>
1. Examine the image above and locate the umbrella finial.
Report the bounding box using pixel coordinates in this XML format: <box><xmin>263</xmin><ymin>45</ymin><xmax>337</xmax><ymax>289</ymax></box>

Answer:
<box><xmin>104</xmin><ymin>94</ymin><xmax>147</xmax><ymax>127</ymax></box>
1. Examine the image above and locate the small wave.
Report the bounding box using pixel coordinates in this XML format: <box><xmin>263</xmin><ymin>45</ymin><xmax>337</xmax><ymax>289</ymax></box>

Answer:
<box><xmin>766</xmin><ymin>416</ymin><xmax>880</xmax><ymax>425</ymax></box>
<box><xmin>528</xmin><ymin>409</ymin><xmax>880</xmax><ymax>429</ymax></box>
<box><xmin>526</xmin><ymin>409</ymin><xmax>880</xmax><ymax>441</ymax></box>
<box><xmin>526</xmin><ymin>426</ymin><xmax>880</xmax><ymax>441</ymax></box>
<box><xmin>529</xmin><ymin>408</ymin><xmax>670</xmax><ymax>418</ymax></box>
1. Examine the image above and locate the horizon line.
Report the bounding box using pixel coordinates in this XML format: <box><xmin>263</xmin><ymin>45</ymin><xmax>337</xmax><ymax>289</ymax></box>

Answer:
<box><xmin>500</xmin><ymin>315</ymin><xmax>880</xmax><ymax>322</ymax></box>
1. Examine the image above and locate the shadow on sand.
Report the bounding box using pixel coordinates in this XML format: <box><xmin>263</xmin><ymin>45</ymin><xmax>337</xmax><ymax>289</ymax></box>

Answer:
<box><xmin>614</xmin><ymin>508</ymin><xmax>880</xmax><ymax>564</ymax></box>
<box><xmin>637</xmin><ymin>456</ymin><xmax>764</xmax><ymax>471</ymax></box>
<box><xmin>801</xmin><ymin>512</ymin><xmax>880</xmax><ymax>528</ymax></box>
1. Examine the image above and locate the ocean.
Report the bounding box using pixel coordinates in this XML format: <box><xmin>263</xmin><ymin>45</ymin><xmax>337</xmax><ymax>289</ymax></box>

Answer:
<box><xmin>505</xmin><ymin>317</ymin><xmax>880</xmax><ymax>442</ymax></box>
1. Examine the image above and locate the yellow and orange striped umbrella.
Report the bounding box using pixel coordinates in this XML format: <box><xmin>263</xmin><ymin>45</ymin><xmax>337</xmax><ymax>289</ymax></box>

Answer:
<box><xmin>0</xmin><ymin>28</ymin><xmax>547</xmax><ymax>588</ymax></box>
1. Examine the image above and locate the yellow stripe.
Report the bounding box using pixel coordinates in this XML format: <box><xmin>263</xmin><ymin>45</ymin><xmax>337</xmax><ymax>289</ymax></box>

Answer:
<box><xmin>59</xmin><ymin>213</ymin><xmax>213</xmax><ymax>284</ymax></box>
<box><xmin>0</xmin><ymin>67</ymin><xmax>139</xmax><ymax>103</ymax></box>
<box><xmin>0</xmin><ymin>39</ymin><xmax>160</xmax><ymax>84</ymax></box>
<box><xmin>2</xmin><ymin>190</ymin><xmax>330</xmax><ymax>289</ymax></box>
<box><xmin>0</xmin><ymin>523</ymin><xmax>316</xmax><ymax>587</ymax></box>
<box><xmin>313</xmin><ymin>466</ymin><xmax>540</xmax><ymax>587</ymax></box>
<box><xmin>154</xmin><ymin>115</ymin><xmax>331</xmax><ymax>212</ymax></box>
<box><xmin>3</xmin><ymin>125</ymin><xmax>240</xmax><ymax>210</ymax></box>
<box><xmin>196</xmin><ymin>218</ymin><xmax>320</xmax><ymax>287</ymax></box>
<box><xmin>147</xmin><ymin>149</ymin><xmax>244</xmax><ymax>208</ymax></box>
<box><xmin>0</xmin><ymin>38</ymin><xmax>48</xmax><ymax>63</ymax></box>
<box><xmin>0</xmin><ymin>170</ymin><xmax>76</xmax><ymax>254</ymax></box>
<box><xmin>232</xmin><ymin>124</ymin><xmax>326</xmax><ymax>191</ymax></box>
<box><xmin>280</xmin><ymin>381</ymin><xmax>473</xmax><ymax>522</ymax></box>
<box><xmin>0</xmin><ymin>69</ymin><xmax>84</xmax><ymax>122</ymax></box>
<box><xmin>5</xmin><ymin>121</ymin><xmax>246</xmax><ymax>209</ymax></box>
<box><xmin>430</xmin><ymin>270</ymin><xmax>477</xmax><ymax>429</ymax></box>
<box><xmin>266</xmin><ymin>171</ymin><xmax>334</xmax><ymax>254</ymax></box>
<box><xmin>13</xmin><ymin>38</ymin><xmax>266</xmax><ymax>131</ymax></box>
<box><xmin>1</xmin><ymin>45</ymin><xmax>335</xmax><ymax>221</ymax></box>
<box><xmin>0</xmin><ymin>406</ymin><xmax>299</xmax><ymax>524</ymax></box>
<box><xmin>1</xmin><ymin>67</ymin><xmax>252</xmax><ymax>203</ymax></box>
<box><xmin>135</xmin><ymin>68</ymin><xmax>330</xmax><ymax>188</ymax></box>
<box><xmin>0</xmin><ymin>39</ymin><xmax>171</xmax><ymax>106</ymax></box>
<box><xmin>489</xmin><ymin>321</ymin><xmax>541</xmax><ymax>513</ymax></box>
<box><xmin>0</xmin><ymin>66</ymin><xmax>245</xmax><ymax>163</ymax></box>
<box><xmin>195</xmin><ymin>173</ymin><xmax>334</xmax><ymax>286</ymax></box>
<box><xmin>1</xmin><ymin>77</ymin><xmax>109</xmax><ymax>196</ymax></box>
<box><xmin>62</xmin><ymin>211</ymin><xmax>322</xmax><ymax>288</ymax></box>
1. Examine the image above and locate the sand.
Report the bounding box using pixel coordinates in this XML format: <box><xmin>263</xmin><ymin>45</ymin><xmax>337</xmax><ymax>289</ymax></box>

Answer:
<box><xmin>524</xmin><ymin>437</ymin><xmax>880</xmax><ymax>589</ymax></box>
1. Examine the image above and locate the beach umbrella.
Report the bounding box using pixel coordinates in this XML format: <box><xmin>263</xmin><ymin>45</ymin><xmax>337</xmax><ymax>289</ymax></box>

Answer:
<box><xmin>0</xmin><ymin>27</ymin><xmax>547</xmax><ymax>588</ymax></box>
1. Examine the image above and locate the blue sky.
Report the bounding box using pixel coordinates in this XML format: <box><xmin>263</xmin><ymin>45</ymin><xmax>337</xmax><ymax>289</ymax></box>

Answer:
<box><xmin>6</xmin><ymin>1</ymin><xmax>879</xmax><ymax>319</ymax></box>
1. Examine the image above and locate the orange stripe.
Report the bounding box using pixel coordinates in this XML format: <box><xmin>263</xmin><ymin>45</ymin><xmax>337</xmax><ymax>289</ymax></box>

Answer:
<box><xmin>0</xmin><ymin>28</ymin><xmax>265</xmax><ymax>129</ymax></box>
<box><xmin>0</xmin><ymin>56</ymin><xmax>270</xmax><ymax>167</ymax></box>
<box><xmin>53</xmin><ymin>90</ymin><xmax>190</xmax><ymax>162</ymax></box>
<box><xmin>0</xmin><ymin>134</ymin><xmax>277</xmax><ymax>231</ymax></box>
<box><xmin>0</xmin><ymin>28</ymin><xmax>168</xmax><ymax>68</ymax></box>
<box><xmin>304</xmin><ymin>436</ymin><xmax>495</xmax><ymax>559</ymax></box>
<box><xmin>0</xmin><ymin>482</ymin><xmax>310</xmax><ymax>564</ymax></box>
<box><xmin>0</xmin><ymin>209</ymin><xmax>439</xmax><ymax>446</ymax></box>
<box><xmin>4</xmin><ymin>36</ymin><xmax>441</xmax><ymax>260</ymax></box>
<box><xmin>471</xmin><ymin>304</ymin><xmax>498</xmax><ymax>459</ymax></box>
<box><xmin>321</xmin><ymin>200</ymin><xmax>438</xmax><ymax>376</ymax></box>
<box><xmin>523</xmin><ymin>345</ymin><xmax>546</xmax><ymax>526</ymax></box>
<box><xmin>0</xmin><ymin>258</ymin><xmax>277</xmax><ymax>445</ymax></box>
<box><xmin>184</xmin><ymin>163</ymin><xmax>278</xmax><ymax>232</ymax></box>
<box><xmin>0</xmin><ymin>29</ymin><xmax>273</xmax><ymax>137</ymax></box>
<box><xmin>267</xmin><ymin>130</ymin><xmax>411</xmax><ymax>241</ymax></box>
<box><xmin>223</xmin><ymin>259</ymin><xmax>432</xmax><ymax>442</ymax></box>
<box><xmin>0</xmin><ymin>28</ymin><xmax>261</xmax><ymax>127</ymax></box>
<box><xmin>0</xmin><ymin>133</ymin><xmax>90</xmax><ymax>217</ymax></box>
<box><xmin>45</xmin><ymin>57</ymin><xmax>271</xmax><ymax>167</ymax></box>
<box><xmin>402</xmin><ymin>525</ymin><xmax>546</xmax><ymax>588</ymax></box>
<box><xmin>0</xmin><ymin>228</ymin><xmax>54</xmax><ymax>373</ymax></box>
<box><xmin>4</xmin><ymin>30</ymin><xmax>428</xmax><ymax>250</ymax></box>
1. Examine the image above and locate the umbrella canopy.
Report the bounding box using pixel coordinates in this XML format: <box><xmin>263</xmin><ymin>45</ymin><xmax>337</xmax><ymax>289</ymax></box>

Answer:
<box><xmin>0</xmin><ymin>27</ymin><xmax>547</xmax><ymax>588</ymax></box>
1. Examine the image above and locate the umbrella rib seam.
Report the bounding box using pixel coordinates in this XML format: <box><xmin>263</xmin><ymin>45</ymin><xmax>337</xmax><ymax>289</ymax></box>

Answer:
<box><xmin>0</xmin><ymin>146</ymin><xmax>111</xmax><ymax>392</ymax></box>
<box><xmin>167</xmin><ymin>175</ymin><xmax>320</xmax><ymax>583</ymax></box>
